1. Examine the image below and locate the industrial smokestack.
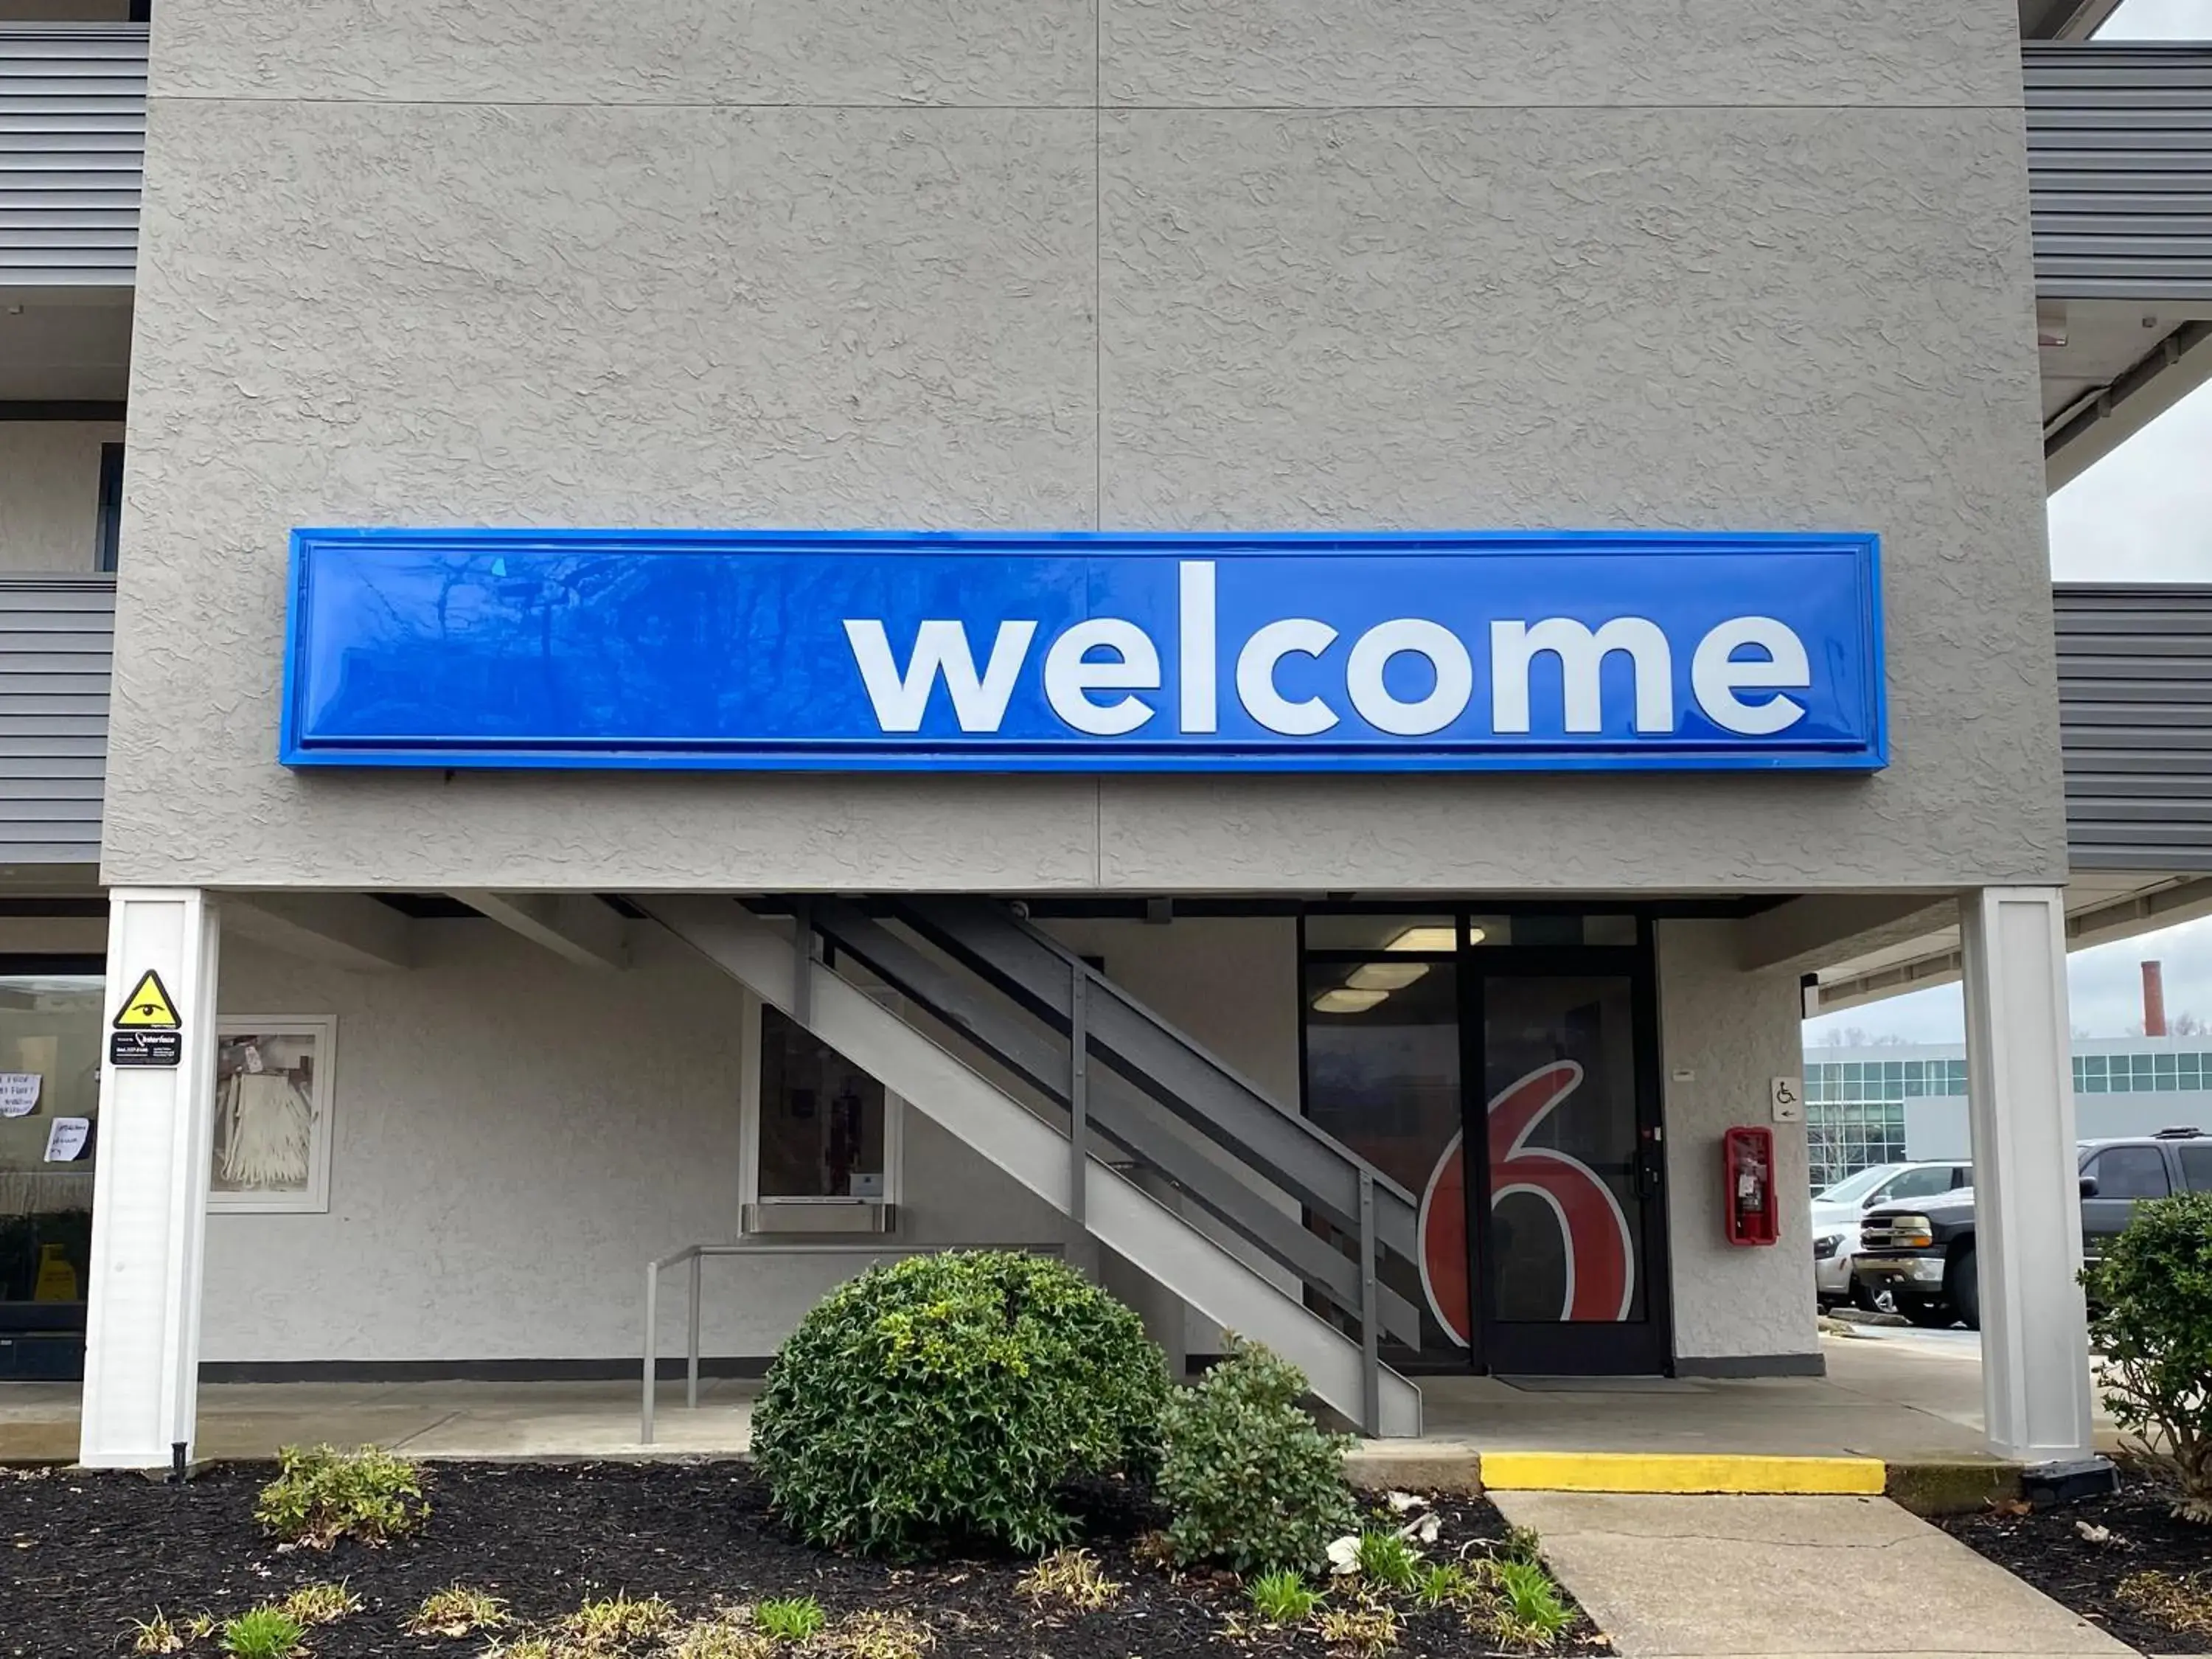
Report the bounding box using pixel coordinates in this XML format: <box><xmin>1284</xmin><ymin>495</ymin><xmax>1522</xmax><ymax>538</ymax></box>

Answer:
<box><xmin>2144</xmin><ymin>960</ymin><xmax>2168</xmax><ymax>1038</ymax></box>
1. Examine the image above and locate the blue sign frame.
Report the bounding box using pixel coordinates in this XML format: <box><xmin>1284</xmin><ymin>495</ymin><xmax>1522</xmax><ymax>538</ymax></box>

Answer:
<box><xmin>281</xmin><ymin>528</ymin><xmax>1885</xmax><ymax>773</ymax></box>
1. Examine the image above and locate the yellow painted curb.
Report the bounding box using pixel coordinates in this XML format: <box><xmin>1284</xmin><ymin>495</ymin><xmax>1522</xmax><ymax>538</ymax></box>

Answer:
<box><xmin>1478</xmin><ymin>1451</ymin><xmax>1887</xmax><ymax>1495</ymax></box>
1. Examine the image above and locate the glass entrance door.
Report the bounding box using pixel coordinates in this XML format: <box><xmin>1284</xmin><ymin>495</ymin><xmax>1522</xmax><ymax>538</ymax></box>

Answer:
<box><xmin>1470</xmin><ymin>967</ymin><xmax>1669</xmax><ymax>1375</ymax></box>
<box><xmin>1302</xmin><ymin>913</ymin><xmax>1670</xmax><ymax>1376</ymax></box>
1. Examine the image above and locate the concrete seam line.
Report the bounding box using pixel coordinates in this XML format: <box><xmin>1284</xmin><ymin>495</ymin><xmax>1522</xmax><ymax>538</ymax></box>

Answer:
<box><xmin>1478</xmin><ymin>1451</ymin><xmax>1888</xmax><ymax>1495</ymax></box>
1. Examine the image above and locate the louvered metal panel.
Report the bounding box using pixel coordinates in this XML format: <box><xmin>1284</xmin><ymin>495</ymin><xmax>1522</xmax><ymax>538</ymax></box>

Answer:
<box><xmin>0</xmin><ymin>577</ymin><xmax>109</xmax><ymax>863</ymax></box>
<box><xmin>0</xmin><ymin>24</ymin><xmax>143</xmax><ymax>288</ymax></box>
<box><xmin>2025</xmin><ymin>44</ymin><xmax>2212</xmax><ymax>302</ymax></box>
<box><xmin>2056</xmin><ymin>585</ymin><xmax>2212</xmax><ymax>872</ymax></box>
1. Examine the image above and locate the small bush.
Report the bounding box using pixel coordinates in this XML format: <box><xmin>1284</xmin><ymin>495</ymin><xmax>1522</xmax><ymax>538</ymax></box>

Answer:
<box><xmin>254</xmin><ymin>1444</ymin><xmax>427</xmax><ymax>1548</ymax></box>
<box><xmin>2083</xmin><ymin>1191</ymin><xmax>2212</xmax><ymax>1522</ymax></box>
<box><xmin>219</xmin><ymin>1607</ymin><xmax>305</xmax><ymax>1659</ymax></box>
<box><xmin>751</xmin><ymin>1251</ymin><xmax>1168</xmax><ymax>1557</ymax></box>
<box><xmin>755</xmin><ymin>1597</ymin><xmax>826</xmax><ymax>1643</ymax></box>
<box><xmin>1246</xmin><ymin>1569</ymin><xmax>1322</xmax><ymax>1624</ymax></box>
<box><xmin>1157</xmin><ymin>1335</ymin><xmax>1357</xmax><ymax>1574</ymax></box>
<box><xmin>408</xmin><ymin>1585</ymin><xmax>511</xmax><ymax>1638</ymax></box>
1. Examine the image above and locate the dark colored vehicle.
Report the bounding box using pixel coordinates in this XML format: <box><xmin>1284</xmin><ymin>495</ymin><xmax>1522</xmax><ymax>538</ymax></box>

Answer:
<box><xmin>1852</xmin><ymin>1127</ymin><xmax>2212</xmax><ymax>1330</ymax></box>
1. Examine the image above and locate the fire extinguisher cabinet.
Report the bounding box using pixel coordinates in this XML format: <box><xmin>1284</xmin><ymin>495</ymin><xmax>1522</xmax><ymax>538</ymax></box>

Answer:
<box><xmin>1722</xmin><ymin>1125</ymin><xmax>1779</xmax><ymax>1246</ymax></box>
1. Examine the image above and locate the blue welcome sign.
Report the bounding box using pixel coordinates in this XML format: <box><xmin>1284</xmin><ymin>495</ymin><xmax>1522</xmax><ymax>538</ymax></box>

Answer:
<box><xmin>281</xmin><ymin>529</ymin><xmax>1885</xmax><ymax>772</ymax></box>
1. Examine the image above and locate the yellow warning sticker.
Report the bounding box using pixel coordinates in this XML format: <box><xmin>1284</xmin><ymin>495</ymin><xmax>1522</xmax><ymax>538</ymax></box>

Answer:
<box><xmin>112</xmin><ymin>969</ymin><xmax>181</xmax><ymax>1030</ymax></box>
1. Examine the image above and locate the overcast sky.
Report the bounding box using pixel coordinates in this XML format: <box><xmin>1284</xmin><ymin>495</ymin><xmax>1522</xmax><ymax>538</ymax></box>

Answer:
<box><xmin>1803</xmin><ymin>0</ymin><xmax>2212</xmax><ymax>1047</ymax></box>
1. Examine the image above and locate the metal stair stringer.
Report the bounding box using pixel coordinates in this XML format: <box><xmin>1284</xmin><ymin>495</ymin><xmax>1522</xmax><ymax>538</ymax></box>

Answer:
<box><xmin>641</xmin><ymin>895</ymin><xmax>1423</xmax><ymax>1439</ymax></box>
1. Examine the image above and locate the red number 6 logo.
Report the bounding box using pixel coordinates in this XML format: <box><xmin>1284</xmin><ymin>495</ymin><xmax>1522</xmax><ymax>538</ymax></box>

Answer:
<box><xmin>1415</xmin><ymin>1060</ymin><xmax>1635</xmax><ymax>1345</ymax></box>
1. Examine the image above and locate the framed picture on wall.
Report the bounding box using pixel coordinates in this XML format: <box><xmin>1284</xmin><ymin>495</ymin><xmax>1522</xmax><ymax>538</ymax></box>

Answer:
<box><xmin>207</xmin><ymin>1017</ymin><xmax>336</xmax><ymax>1214</ymax></box>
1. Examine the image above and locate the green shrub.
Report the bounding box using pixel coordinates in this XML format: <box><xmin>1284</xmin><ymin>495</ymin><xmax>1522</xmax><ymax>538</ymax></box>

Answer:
<box><xmin>751</xmin><ymin>1251</ymin><xmax>1169</xmax><ymax>1558</ymax></box>
<box><xmin>1155</xmin><ymin>1335</ymin><xmax>1356</xmax><ymax>1575</ymax></box>
<box><xmin>219</xmin><ymin>1607</ymin><xmax>305</xmax><ymax>1659</ymax></box>
<box><xmin>2082</xmin><ymin>1190</ymin><xmax>2212</xmax><ymax>1523</ymax></box>
<box><xmin>254</xmin><ymin>1444</ymin><xmax>428</xmax><ymax>1548</ymax></box>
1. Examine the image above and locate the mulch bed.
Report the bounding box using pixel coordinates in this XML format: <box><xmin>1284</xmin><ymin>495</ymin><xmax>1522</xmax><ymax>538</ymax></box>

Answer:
<box><xmin>1937</xmin><ymin>1472</ymin><xmax>2212</xmax><ymax>1655</ymax></box>
<box><xmin>1</xmin><ymin>1461</ymin><xmax>1608</xmax><ymax>1658</ymax></box>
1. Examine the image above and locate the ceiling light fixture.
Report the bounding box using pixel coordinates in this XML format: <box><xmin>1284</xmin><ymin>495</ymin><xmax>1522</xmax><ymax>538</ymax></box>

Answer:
<box><xmin>1311</xmin><ymin>987</ymin><xmax>1390</xmax><ymax>1014</ymax></box>
<box><xmin>1385</xmin><ymin>925</ymin><xmax>1456</xmax><ymax>953</ymax></box>
<box><xmin>1347</xmin><ymin>961</ymin><xmax>1429</xmax><ymax>991</ymax></box>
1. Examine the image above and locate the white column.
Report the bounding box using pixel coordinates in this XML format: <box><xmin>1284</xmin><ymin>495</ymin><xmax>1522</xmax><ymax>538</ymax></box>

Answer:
<box><xmin>1959</xmin><ymin>886</ymin><xmax>2094</xmax><ymax>1463</ymax></box>
<box><xmin>79</xmin><ymin>888</ymin><xmax>221</xmax><ymax>1470</ymax></box>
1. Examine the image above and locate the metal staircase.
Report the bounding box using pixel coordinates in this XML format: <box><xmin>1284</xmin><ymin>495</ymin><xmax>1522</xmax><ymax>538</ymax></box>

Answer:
<box><xmin>641</xmin><ymin>894</ymin><xmax>1424</xmax><ymax>1436</ymax></box>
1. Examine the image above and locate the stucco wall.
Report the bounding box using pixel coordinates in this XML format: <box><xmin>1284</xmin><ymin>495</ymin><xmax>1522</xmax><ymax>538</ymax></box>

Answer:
<box><xmin>199</xmin><ymin>914</ymin><xmax>1302</xmax><ymax>1365</ymax></box>
<box><xmin>102</xmin><ymin>0</ymin><xmax>2060</xmax><ymax>894</ymax></box>
<box><xmin>201</xmin><ymin>919</ymin><xmax>1076</xmax><ymax>1363</ymax></box>
<box><xmin>0</xmin><ymin>424</ymin><xmax>116</xmax><ymax>574</ymax></box>
<box><xmin>1657</xmin><ymin>919</ymin><xmax>1820</xmax><ymax>1364</ymax></box>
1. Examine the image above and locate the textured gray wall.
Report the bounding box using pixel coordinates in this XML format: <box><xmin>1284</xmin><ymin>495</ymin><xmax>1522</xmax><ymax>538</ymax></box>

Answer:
<box><xmin>104</xmin><ymin>0</ymin><xmax>2060</xmax><ymax>893</ymax></box>
<box><xmin>1657</xmin><ymin>920</ymin><xmax>1820</xmax><ymax>1363</ymax></box>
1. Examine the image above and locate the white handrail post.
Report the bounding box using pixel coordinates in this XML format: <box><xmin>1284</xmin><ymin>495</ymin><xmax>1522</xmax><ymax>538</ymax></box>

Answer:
<box><xmin>641</xmin><ymin>1259</ymin><xmax>659</xmax><ymax>1445</ymax></box>
<box><xmin>686</xmin><ymin>1249</ymin><xmax>703</xmax><ymax>1410</ymax></box>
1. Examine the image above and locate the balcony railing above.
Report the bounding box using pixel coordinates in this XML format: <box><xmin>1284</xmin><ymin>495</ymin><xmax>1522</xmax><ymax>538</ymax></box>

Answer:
<box><xmin>0</xmin><ymin>24</ymin><xmax>145</xmax><ymax>288</ymax></box>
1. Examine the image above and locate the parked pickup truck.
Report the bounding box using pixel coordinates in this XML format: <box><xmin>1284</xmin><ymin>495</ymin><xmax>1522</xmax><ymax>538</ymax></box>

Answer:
<box><xmin>1851</xmin><ymin>1127</ymin><xmax>2212</xmax><ymax>1329</ymax></box>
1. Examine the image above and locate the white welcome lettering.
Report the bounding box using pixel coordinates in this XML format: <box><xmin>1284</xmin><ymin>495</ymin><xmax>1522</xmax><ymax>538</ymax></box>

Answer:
<box><xmin>841</xmin><ymin>618</ymin><xmax>1037</xmax><ymax>733</ymax></box>
<box><xmin>1490</xmin><ymin>616</ymin><xmax>1672</xmax><ymax>734</ymax></box>
<box><xmin>841</xmin><ymin>567</ymin><xmax>1820</xmax><ymax>747</ymax></box>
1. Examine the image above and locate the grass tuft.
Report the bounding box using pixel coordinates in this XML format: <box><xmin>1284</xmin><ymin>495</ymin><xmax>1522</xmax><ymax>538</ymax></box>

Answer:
<box><xmin>277</xmin><ymin>1581</ymin><xmax>360</xmax><ymax>1627</ymax></box>
<box><xmin>1413</xmin><ymin>1561</ymin><xmax>1482</xmax><ymax>1610</ymax></box>
<box><xmin>2118</xmin><ymin>1570</ymin><xmax>2212</xmax><ymax>1638</ymax></box>
<box><xmin>1017</xmin><ymin>1547</ymin><xmax>1123</xmax><ymax>1611</ymax></box>
<box><xmin>1315</xmin><ymin>1598</ymin><xmax>1399</xmax><ymax>1655</ymax></box>
<box><xmin>754</xmin><ymin>1596</ymin><xmax>827</xmax><ymax>1644</ymax></box>
<box><xmin>125</xmin><ymin>1611</ymin><xmax>184</xmax><ymax>1655</ymax></box>
<box><xmin>1486</xmin><ymin>1557</ymin><xmax>1574</xmax><ymax>1649</ymax></box>
<box><xmin>408</xmin><ymin>1582</ymin><xmax>512</xmax><ymax>1638</ymax></box>
<box><xmin>663</xmin><ymin>1607</ymin><xmax>773</xmax><ymax>1659</ymax></box>
<box><xmin>1352</xmin><ymin>1529</ymin><xmax>1422</xmax><ymax>1592</ymax></box>
<box><xmin>819</xmin><ymin>1610</ymin><xmax>935</xmax><ymax>1659</ymax></box>
<box><xmin>565</xmin><ymin>1591</ymin><xmax>676</xmax><ymax>1649</ymax></box>
<box><xmin>1245</xmin><ymin>1568</ymin><xmax>1322</xmax><ymax>1624</ymax></box>
<box><xmin>218</xmin><ymin>1606</ymin><xmax>306</xmax><ymax>1659</ymax></box>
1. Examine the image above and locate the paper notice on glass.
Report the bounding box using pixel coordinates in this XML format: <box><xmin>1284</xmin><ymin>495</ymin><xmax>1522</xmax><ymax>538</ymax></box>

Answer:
<box><xmin>0</xmin><ymin>1073</ymin><xmax>38</xmax><ymax>1116</ymax></box>
<box><xmin>43</xmin><ymin>1116</ymin><xmax>89</xmax><ymax>1162</ymax></box>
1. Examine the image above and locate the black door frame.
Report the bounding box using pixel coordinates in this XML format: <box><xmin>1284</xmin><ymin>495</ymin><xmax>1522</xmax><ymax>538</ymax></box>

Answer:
<box><xmin>1461</xmin><ymin>942</ymin><xmax>1673</xmax><ymax>1376</ymax></box>
<box><xmin>1297</xmin><ymin>908</ymin><xmax>1674</xmax><ymax>1378</ymax></box>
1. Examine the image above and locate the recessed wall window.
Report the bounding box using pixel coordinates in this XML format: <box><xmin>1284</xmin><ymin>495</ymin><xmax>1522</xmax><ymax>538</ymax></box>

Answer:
<box><xmin>94</xmin><ymin>443</ymin><xmax>123</xmax><ymax>573</ymax></box>
<box><xmin>746</xmin><ymin>1003</ymin><xmax>898</xmax><ymax>1229</ymax></box>
<box><xmin>208</xmin><ymin>1017</ymin><xmax>335</xmax><ymax>1214</ymax></box>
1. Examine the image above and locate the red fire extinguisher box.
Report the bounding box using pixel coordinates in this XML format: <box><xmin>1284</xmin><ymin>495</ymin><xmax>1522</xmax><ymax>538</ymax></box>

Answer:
<box><xmin>1723</xmin><ymin>1125</ymin><xmax>1779</xmax><ymax>1246</ymax></box>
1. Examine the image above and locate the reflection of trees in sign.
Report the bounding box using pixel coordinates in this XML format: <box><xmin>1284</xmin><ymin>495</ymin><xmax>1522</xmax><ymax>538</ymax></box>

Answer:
<box><xmin>1416</xmin><ymin>1062</ymin><xmax>1636</xmax><ymax>1345</ymax></box>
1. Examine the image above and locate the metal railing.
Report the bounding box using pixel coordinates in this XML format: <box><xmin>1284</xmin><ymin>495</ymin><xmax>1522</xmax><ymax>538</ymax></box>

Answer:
<box><xmin>639</xmin><ymin>1240</ymin><xmax>1062</xmax><ymax>1444</ymax></box>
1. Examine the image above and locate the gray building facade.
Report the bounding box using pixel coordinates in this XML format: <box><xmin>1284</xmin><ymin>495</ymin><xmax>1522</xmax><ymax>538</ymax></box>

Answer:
<box><xmin>4</xmin><ymin>0</ymin><xmax>2202</xmax><ymax>1470</ymax></box>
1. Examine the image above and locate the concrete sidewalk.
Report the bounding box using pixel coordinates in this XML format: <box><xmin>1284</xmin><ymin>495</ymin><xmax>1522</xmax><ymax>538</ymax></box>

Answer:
<box><xmin>1492</xmin><ymin>1491</ymin><xmax>2132</xmax><ymax>1659</ymax></box>
<box><xmin>0</xmin><ymin>1328</ymin><xmax>2121</xmax><ymax>1470</ymax></box>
